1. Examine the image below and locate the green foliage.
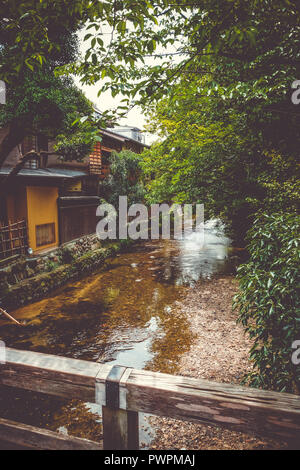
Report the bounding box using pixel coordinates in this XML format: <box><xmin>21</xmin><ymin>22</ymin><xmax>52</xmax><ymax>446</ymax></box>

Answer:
<box><xmin>248</xmin><ymin>152</ymin><xmax>300</xmax><ymax>214</ymax></box>
<box><xmin>2</xmin><ymin>1</ymin><xmax>300</xmax><ymax>114</ymax></box>
<box><xmin>142</xmin><ymin>67</ymin><xmax>300</xmax><ymax>241</ymax></box>
<box><xmin>0</xmin><ymin>0</ymin><xmax>93</xmax><ymax>81</ymax></box>
<box><xmin>0</xmin><ymin>7</ymin><xmax>96</xmax><ymax>167</ymax></box>
<box><xmin>0</xmin><ymin>70</ymin><xmax>93</xmax><ymax>139</ymax></box>
<box><xmin>54</xmin><ymin>131</ymin><xmax>95</xmax><ymax>162</ymax></box>
<box><xmin>142</xmin><ymin>78</ymin><xmax>260</xmax><ymax>241</ymax></box>
<box><xmin>234</xmin><ymin>212</ymin><xmax>300</xmax><ymax>393</ymax></box>
<box><xmin>54</xmin><ymin>119</ymin><xmax>101</xmax><ymax>162</ymax></box>
<box><xmin>67</xmin><ymin>0</ymin><xmax>300</xmax><ymax>111</ymax></box>
<box><xmin>45</xmin><ymin>260</ymin><xmax>60</xmax><ymax>272</ymax></box>
<box><xmin>100</xmin><ymin>150</ymin><xmax>145</xmax><ymax>208</ymax></box>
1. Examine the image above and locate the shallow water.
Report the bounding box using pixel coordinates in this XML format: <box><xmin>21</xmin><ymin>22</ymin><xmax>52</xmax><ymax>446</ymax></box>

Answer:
<box><xmin>0</xmin><ymin>221</ymin><xmax>231</xmax><ymax>446</ymax></box>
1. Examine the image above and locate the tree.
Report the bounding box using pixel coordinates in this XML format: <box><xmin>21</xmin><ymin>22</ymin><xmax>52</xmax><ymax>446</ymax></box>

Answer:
<box><xmin>0</xmin><ymin>7</ymin><xmax>100</xmax><ymax>198</ymax></box>
<box><xmin>3</xmin><ymin>2</ymin><xmax>300</xmax><ymax>121</ymax></box>
<box><xmin>0</xmin><ymin>71</ymin><xmax>95</xmax><ymax>167</ymax></box>
<box><xmin>0</xmin><ymin>0</ymin><xmax>94</xmax><ymax>82</ymax></box>
<box><xmin>0</xmin><ymin>2</ymin><xmax>96</xmax><ymax>160</ymax></box>
<box><xmin>100</xmin><ymin>150</ymin><xmax>145</xmax><ymax>208</ymax></box>
<box><xmin>141</xmin><ymin>76</ymin><xmax>267</xmax><ymax>241</ymax></box>
<box><xmin>67</xmin><ymin>1</ymin><xmax>300</xmax><ymax>108</ymax></box>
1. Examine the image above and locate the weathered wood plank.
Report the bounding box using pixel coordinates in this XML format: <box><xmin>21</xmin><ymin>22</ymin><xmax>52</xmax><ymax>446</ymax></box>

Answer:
<box><xmin>124</xmin><ymin>369</ymin><xmax>300</xmax><ymax>441</ymax></box>
<box><xmin>102</xmin><ymin>407</ymin><xmax>139</xmax><ymax>450</ymax></box>
<box><xmin>0</xmin><ymin>418</ymin><xmax>103</xmax><ymax>450</ymax></box>
<box><xmin>1</xmin><ymin>348</ymin><xmax>300</xmax><ymax>442</ymax></box>
<box><xmin>0</xmin><ymin>348</ymin><xmax>112</xmax><ymax>401</ymax></box>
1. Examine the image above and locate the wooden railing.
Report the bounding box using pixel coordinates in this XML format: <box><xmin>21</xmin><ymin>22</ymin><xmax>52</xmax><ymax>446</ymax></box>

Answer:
<box><xmin>0</xmin><ymin>220</ymin><xmax>28</xmax><ymax>260</ymax></box>
<box><xmin>0</xmin><ymin>348</ymin><xmax>300</xmax><ymax>450</ymax></box>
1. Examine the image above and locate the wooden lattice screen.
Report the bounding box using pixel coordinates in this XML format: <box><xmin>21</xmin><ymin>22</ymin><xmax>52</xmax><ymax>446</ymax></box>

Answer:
<box><xmin>89</xmin><ymin>142</ymin><xmax>102</xmax><ymax>175</ymax></box>
<box><xmin>0</xmin><ymin>220</ymin><xmax>29</xmax><ymax>260</ymax></box>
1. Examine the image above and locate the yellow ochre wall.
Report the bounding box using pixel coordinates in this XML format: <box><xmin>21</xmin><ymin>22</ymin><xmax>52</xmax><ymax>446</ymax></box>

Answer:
<box><xmin>26</xmin><ymin>186</ymin><xmax>59</xmax><ymax>253</ymax></box>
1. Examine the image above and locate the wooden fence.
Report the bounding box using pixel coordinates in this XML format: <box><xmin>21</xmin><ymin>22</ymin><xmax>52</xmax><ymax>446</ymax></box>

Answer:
<box><xmin>0</xmin><ymin>220</ymin><xmax>28</xmax><ymax>260</ymax></box>
<box><xmin>0</xmin><ymin>348</ymin><xmax>299</xmax><ymax>450</ymax></box>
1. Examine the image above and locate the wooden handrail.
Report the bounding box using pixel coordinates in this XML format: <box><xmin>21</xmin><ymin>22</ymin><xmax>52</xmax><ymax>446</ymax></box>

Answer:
<box><xmin>0</xmin><ymin>348</ymin><xmax>300</xmax><ymax>449</ymax></box>
<box><xmin>0</xmin><ymin>418</ymin><xmax>103</xmax><ymax>450</ymax></box>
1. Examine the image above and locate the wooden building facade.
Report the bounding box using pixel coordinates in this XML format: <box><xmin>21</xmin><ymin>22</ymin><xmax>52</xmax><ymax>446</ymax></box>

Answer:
<box><xmin>0</xmin><ymin>126</ymin><xmax>147</xmax><ymax>256</ymax></box>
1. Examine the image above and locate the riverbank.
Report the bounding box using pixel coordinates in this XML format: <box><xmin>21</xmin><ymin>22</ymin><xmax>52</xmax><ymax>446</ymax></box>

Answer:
<box><xmin>1</xmin><ymin>238</ymin><xmax>132</xmax><ymax>310</ymax></box>
<box><xmin>0</xmin><ymin>231</ymin><xmax>287</xmax><ymax>450</ymax></box>
<box><xmin>148</xmin><ymin>275</ymin><xmax>287</xmax><ymax>450</ymax></box>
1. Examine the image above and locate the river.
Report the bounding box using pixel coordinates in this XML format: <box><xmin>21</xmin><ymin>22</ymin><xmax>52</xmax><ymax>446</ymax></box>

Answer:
<box><xmin>0</xmin><ymin>220</ymin><xmax>232</xmax><ymax>447</ymax></box>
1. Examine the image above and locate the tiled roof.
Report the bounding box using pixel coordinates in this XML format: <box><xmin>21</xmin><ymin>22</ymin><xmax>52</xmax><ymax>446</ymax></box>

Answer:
<box><xmin>100</xmin><ymin>128</ymin><xmax>150</xmax><ymax>148</ymax></box>
<box><xmin>0</xmin><ymin>168</ymin><xmax>87</xmax><ymax>179</ymax></box>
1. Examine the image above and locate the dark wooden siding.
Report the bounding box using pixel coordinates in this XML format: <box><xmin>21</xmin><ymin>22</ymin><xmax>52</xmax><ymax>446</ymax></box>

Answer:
<box><xmin>58</xmin><ymin>197</ymin><xmax>100</xmax><ymax>244</ymax></box>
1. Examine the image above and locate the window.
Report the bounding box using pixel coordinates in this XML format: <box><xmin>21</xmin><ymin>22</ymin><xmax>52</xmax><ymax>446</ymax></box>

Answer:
<box><xmin>36</xmin><ymin>223</ymin><xmax>55</xmax><ymax>247</ymax></box>
<box><xmin>24</xmin><ymin>158</ymin><xmax>39</xmax><ymax>169</ymax></box>
<box><xmin>22</xmin><ymin>135</ymin><xmax>48</xmax><ymax>169</ymax></box>
<box><xmin>22</xmin><ymin>136</ymin><xmax>37</xmax><ymax>155</ymax></box>
<box><xmin>22</xmin><ymin>136</ymin><xmax>38</xmax><ymax>169</ymax></box>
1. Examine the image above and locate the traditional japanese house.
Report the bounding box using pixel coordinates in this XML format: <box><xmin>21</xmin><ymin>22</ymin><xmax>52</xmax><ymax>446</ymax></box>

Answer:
<box><xmin>0</xmin><ymin>125</ymin><xmax>148</xmax><ymax>258</ymax></box>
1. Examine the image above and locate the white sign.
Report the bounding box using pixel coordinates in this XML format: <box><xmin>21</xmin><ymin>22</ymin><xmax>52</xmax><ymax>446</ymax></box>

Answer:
<box><xmin>291</xmin><ymin>80</ymin><xmax>300</xmax><ymax>105</ymax></box>
<box><xmin>0</xmin><ymin>340</ymin><xmax>6</xmax><ymax>364</ymax></box>
<box><xmin>0</xmin><ymin>81</ymin><xmax>6</xmax><ymax>105</ymax></box>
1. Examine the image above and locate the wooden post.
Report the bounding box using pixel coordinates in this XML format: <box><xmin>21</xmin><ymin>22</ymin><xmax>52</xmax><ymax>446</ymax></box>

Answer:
<box><xmin>2</xmin><ymin>348</ymin><xmax>300</xmax><ymax>447</ymax></box>
<box><xmin>8</xmin><ymin>220</ymin><xmax>13</xmax><ymax>257</ymax></box>
<box><xmin>98</xmin><ymin>365</ymin><xmax>139</xmax><ymax>450</ymax></box>
<box><xmin>102</xmin><ymin>407</ymin><xmax>139</xmax><ymax>450</ymax></box>
<box><xmin>0</xmin><ymin>222</ymin><xmax>4</xmax><ymax>259</ymax></box>
<box><xmin>23</xmin><ymin>219</ymin><xmax>29</xmax><ymax>253</ymax></box>
<box><xmin>1</xmin><ymin>224</ymin><xmax>8</xmax><ymax>259</ymax></box>
<box><xmin>17</xmin><ymin>221</ymin><xmax>23</xmax><ymax>254</ymax></box>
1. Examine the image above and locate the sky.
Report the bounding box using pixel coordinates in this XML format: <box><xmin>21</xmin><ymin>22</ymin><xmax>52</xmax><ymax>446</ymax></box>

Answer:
<box><xmin>74</xmin><ymin>28</ymin><xmax>156</xmax><ymax>145</ymax></box>
<box><xmin>74</xmin><ymin>77</ymin><xmax>156</xmax><ymax>144</ymax></box>
<box><xmin>74</xmin><ymin>24</ymin><xmax>184</xmax><ymax>145</ymax></box>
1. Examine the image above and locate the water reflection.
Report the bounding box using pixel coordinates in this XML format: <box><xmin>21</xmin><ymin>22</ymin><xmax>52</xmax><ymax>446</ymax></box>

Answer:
<box><xmin>176</xmin><ymin>219</ymin><xmax>231</xmax><ymax>284</ymax></box>
<box><xmin>146</xmin><ymin>219</ymin><xmax>231</xmax><ymax>286</ymax></box>
<box><xmin>0</xmin><ymin>220</ymin><xmax>231</xmax><ymax>446</ymax></box>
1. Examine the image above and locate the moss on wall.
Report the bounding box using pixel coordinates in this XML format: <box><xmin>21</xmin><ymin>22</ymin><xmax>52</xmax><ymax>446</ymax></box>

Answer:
<box><xmin>2</xmin><ymin>241</ymin><xmax>131</xmax><ymax>310</ymax></box>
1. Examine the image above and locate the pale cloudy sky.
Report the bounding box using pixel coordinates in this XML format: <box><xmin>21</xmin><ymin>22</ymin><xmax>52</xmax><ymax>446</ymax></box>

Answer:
<box><xmin>74</xmin><ymin>77</ymin><xmax>155</xmax><ymax>143</ymax></box>
<box><xmin>74</xmin><ymin>25</ymin><xmax>184</xmax><ymax>145</ymax></box>
<box><xmin>73</xmin><ymin>28</ymin><xmax>155</xmax><ymax>145</ymax></box>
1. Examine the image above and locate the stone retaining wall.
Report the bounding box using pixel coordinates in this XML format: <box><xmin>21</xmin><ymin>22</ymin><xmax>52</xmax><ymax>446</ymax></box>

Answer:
<box><xmin>0</xmin><ymin>235</ymin><xmax>131</xmax><ymax>310</ymax></box>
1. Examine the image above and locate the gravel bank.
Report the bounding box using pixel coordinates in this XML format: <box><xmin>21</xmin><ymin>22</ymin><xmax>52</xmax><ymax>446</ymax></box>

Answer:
<box><xmin>149</xmin><ymin>275</ymin><xmax>287</xmax><ymax>450</ymax></box>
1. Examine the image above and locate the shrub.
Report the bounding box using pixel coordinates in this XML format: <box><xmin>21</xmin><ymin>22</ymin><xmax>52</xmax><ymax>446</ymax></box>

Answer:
<box><xmin>234</xmin><ymin>212</ymin><xmax>300</xmax><ymax>393</ymax></box>
<box><xmin>99</xmin><ymin>150</ymin><xmax>145</xmax><ymax>208</ymax></box>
